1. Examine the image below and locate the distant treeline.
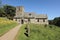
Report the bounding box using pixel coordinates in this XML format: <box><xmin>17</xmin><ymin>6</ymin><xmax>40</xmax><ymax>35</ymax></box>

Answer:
<box><xmin>0</xmin><ymin>5</ymin><xmax>16</xmax><ymax>20</ymax></box>
<box><xmin>49</xmin><ymin>17</ymin><xmax>60</xmax><ymax>27</ymax></box>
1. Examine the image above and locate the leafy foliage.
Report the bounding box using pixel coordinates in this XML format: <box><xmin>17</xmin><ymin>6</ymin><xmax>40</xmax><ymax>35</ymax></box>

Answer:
<box><xmin>0</xmin><ymin>5</ymin><xmax>16</xmax><ymax>20</ymax></box>
<box><xmin>49</xmin><ymin>17</ymin><xmax>60</xmax><ymax>27</ymax></box>
<box><xmin>53</xmin><ymin>17</ymin><xmax>60</xmax><ymax>26</ymax></box>
<box><xmin>48</xmin><ymin>20</ymin><xmax>53</xmax><ymax>25</ymax></box>
<box><xmin>0</xmin><ymin>8</ymin><xmax>5</xmax><ymax>17</ymax></box>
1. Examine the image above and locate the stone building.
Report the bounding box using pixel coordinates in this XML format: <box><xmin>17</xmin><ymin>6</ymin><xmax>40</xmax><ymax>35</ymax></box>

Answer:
<box><xmin>13</xmin><ymin>6</ymin><xmax>48</xmax><ymax>25</ymax></box>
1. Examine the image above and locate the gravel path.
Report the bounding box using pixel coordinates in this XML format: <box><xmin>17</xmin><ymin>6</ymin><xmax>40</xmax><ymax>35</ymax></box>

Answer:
<box><xmin>0</xmin><ymin>25</ymin><xmax>21</xmax><ymax>40</ymax></box>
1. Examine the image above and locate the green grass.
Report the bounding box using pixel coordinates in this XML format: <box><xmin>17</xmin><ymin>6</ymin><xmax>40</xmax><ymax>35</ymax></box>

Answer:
<box><xmin>16</xmin><ymin>24</ymin><xmax>60</xmax><ymax>40</ymax></box>
<box><xmin>0</xmin><ymin>17</ymin><xmax>18</xmax><ymax>36</ymax></box>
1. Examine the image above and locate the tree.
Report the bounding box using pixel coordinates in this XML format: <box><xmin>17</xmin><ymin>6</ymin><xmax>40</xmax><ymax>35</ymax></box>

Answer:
<box><xmin>49</xmin><ymin>17</ymin><xmax>60</xmax><ymax>27</ymax></box>
<box><xmin>0</xmin><ymin>7</ymin><xmax>5</xmax><ymax>17</ymax></box>
<box><xmin>48</xmin><ymin>20</ymin><xmax>53</xmax><ymax>25</ymax></box>
<box><xmin>0</xmin><ymin>5</ymin><xmax>16</xmax><ymax>20</ymax></box>
<box><xmin>53</xmin><ymin>17</ymin><xmax>60</xmax><ymax>27</ymax></box>
<box><xmin>3</xmin><ymin>5</ymin><xmax>16</xmax><ymax>20</ymax></box>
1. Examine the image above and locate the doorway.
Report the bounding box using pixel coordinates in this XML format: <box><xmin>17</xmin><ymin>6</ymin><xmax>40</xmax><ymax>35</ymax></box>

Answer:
<box><xmin>21</xmin><ymin>19</ymin><xmax>24</xmax><ymax>24</ymax></box>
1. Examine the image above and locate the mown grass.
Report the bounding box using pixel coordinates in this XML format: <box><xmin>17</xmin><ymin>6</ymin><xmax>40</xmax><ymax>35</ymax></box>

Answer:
<box><xmin>0</xmin><ymin>17</ymin><xmax>18</xmax><ymax>36</ymax></box>
<box><xmin>16</xmin><ymin>24</ymin><xmax>60</xmax><ymax>40</ymax></box>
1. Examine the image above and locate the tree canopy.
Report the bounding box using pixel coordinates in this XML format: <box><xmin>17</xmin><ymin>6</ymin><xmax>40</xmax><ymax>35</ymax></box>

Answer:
<box><xmin>53</xmin><ymin>17</ymin><xmax>60</xmax><ymax>26</ymax></box>
<box><xmin>0</xmin><ymin>5</ymin><xmax>16</xmax><ymax>20</ymax></box>
<box><xmin>49</xmin><ymin>17</ymin><xmax>60</xmax><ymax>27</ymax></box>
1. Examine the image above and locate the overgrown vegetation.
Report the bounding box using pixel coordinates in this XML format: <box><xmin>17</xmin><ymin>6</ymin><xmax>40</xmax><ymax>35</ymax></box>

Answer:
<box><xmin>15</xmin><ymin>24</ymin><xmax>60</xmax><ymax>40</ymax></box>
<box><xmin>0</xmin><ymin>17</ymin><xmax>18</xmax><ymax>36</ymax></box>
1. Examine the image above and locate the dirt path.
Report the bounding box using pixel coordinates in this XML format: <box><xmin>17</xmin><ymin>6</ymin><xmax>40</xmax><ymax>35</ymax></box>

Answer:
<box><xmin>0</xmin><ymin>25</ymin><xmax>22</xmax><ymax>40</ymax></box>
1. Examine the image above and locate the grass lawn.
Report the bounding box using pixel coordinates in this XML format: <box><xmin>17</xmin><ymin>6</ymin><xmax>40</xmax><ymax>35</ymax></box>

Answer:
<box><xmin>0</xmin><ymin>17</ymin><xmax>18</xmax><ymax>36</ymax></box>
<box><xmin>15</xmin><ymin>24</ymin><xmax>60</xmax><ymax>40</ymax></box>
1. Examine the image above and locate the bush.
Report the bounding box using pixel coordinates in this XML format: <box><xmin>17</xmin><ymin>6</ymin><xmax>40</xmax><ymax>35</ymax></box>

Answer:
<box><xmin>44</xmin><ymin>24</ymin><xmax>47</xmax><ymax>27</ymax></box>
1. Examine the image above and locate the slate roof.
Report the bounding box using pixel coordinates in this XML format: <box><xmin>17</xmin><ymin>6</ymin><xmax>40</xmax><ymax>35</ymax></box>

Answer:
<box><xmin>14</xmin><ymin>12</ymin><xmax>48</xmax><ymax>19</ymax></box>
<box><xmin>24</xmin><ymin>12</ymin><xmax>47</xmax><ymax>18</ymax></box>
<box><xmin>36</xmin><ymin>14</ymin><xmax>47</xmax><ymax>18</ymax></box>
<box><xmin>24</xmin><ymin>12</ymin><xmax>36</xmax><ymax>18</ymax></box>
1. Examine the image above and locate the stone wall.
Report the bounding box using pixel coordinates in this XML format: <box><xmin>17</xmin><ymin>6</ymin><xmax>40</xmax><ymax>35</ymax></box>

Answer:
<box><xmin>13</xmin><ymin>18</ymin><xmax>48</xmax><ymax>25</ymax></box>
<box><xmin>30</xmin><ymin>19</ymin><xmax>48</xmax><ymax>25</ymax></box>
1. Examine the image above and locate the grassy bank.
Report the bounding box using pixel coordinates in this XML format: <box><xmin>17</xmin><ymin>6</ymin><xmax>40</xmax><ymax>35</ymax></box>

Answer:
<box><xmin>16</xmin><ymin>24</ymin><xmax>60</xmax><ymax>40</ymax></box>
<box><xmin>0</xmin><ymin>17</ymin><xmax>18</xmax><ymax>36</ymax></box>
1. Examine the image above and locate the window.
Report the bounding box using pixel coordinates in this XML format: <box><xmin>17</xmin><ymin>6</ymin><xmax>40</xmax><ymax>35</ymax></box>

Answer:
<box><xmin>29</xmin><ymin>13</ymin><xmax>31</xmax><ymax>16</ymax></box>
<box><xmin>28</xmin><ymin>19</ymin><xmax>30</xmax><ymax>22</ymax></box>
<box><xmin>19</xmin><ymin>8</ymin><xmax>20</xmax><ymax>10</ymax></box>
<box><xmin>15</xmin><ymin>19</ymin><xmax>17</xmax><ymax>21</ymax></box>
<box><xmin>37</xmin><ymin>19</ymin><xmax>39</xmax><ymax>22</ymax></box>
<box><xmin>43</xmin><ymin>19</ymin><xmax>45</xmax><ymax>22</ymax></box>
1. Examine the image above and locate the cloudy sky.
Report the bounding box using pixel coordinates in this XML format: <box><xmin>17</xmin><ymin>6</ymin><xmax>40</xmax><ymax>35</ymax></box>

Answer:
<box><xmin>1</xmin><ymin>0</ymin><xmax>60</xmax><ymax>20</ymax></box>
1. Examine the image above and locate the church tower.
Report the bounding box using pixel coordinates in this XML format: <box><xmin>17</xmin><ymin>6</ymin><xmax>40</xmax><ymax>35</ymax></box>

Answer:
<box><xmin>16</xmin><ymin>6</ymin><xmax>24</xmax><ymax>17</ymax></box>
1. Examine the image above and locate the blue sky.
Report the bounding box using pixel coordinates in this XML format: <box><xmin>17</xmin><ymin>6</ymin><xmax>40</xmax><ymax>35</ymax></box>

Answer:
<box><xmin>1</xmin><ymin>0</ymin><xmax>60</xmax><ymax>20</ymax></box>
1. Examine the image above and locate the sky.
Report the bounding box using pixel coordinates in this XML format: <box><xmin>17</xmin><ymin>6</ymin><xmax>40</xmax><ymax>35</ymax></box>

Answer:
<box><xmin>1</xmin><ymin>0</ymin><xmax>60</xmax><ymax>20</ymax></box>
